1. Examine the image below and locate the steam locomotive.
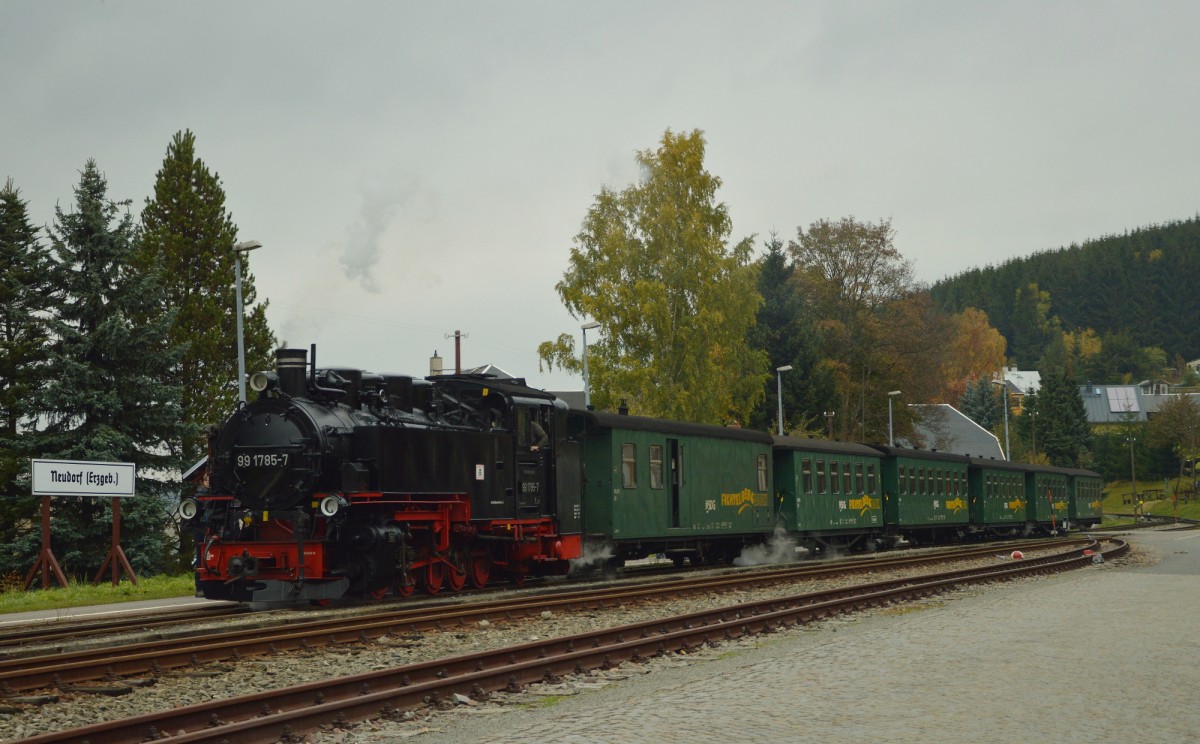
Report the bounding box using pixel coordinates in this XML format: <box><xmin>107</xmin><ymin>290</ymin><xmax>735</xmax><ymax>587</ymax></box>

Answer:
<box><xmin>182</xmin><ymin>347</ymin><xmax>1103</xmax><ymax>603</ymax></box>
<box><xmin>184</xmin><ymin>347</ymin><xmax>581</xmax><ymax>602</ymax></box>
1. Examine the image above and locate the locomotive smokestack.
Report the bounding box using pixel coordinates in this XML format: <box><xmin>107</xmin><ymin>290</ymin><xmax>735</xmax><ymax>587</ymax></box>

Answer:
<box><xmin>277</xmin><ymin>348</ymin><xmax>308</xmax><ymax>398</ymax></box>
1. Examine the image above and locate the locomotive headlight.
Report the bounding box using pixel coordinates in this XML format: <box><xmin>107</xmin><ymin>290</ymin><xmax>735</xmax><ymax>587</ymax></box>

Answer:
<box><xmin>178</xmin><ymin>498</ymin><xmax>199</xmax><ymax>521</ymax></box>
<box><xmin>319</xmin><ymin>495</ymin><xmax>347</xmax><ymax>517</ymax></box>
<box><xmin>249</xmin><ymin>371</ymin><xmax>277</xmax><ymax>393</ymax></box>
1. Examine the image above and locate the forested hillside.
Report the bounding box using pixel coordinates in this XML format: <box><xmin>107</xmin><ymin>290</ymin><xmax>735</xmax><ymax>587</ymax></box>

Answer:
<box><xmin>930</xmin><ymin>218</ymin><xmax>1200</xmax><ymax>371</ymax></box>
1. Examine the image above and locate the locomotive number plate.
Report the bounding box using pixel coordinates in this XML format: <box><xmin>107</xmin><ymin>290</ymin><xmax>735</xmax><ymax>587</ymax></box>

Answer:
<box><xmin>236</xmin><ymin>453</ymin><xmax>291</xmax><ymax>467</ymax></box>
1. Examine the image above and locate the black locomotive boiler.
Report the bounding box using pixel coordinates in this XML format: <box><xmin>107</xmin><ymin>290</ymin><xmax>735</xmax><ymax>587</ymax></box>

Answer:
<box><xmin>184</xmin><ymin>347</ymin><xmax>582</xmax><ymax>602</ymax></box>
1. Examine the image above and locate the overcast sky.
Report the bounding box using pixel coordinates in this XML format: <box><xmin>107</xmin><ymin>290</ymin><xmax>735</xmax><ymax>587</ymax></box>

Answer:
<box><xmin>4</xmin><ymin>1</ymin><xmax>1198</xmax><ymax>391</ymax></box>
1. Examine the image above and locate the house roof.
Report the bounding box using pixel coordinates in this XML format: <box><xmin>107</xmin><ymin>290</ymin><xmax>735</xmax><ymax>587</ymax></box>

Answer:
<box><xmin>1079</xmin><ymin>384</ymin><xmax>1147</xmax><ymax>423</ymax></box>
<box><xmin>1003</xmin><ymin>369</ymin><xmax>1041</xmax><ymax>395</ymax></box>
<box><xmin>900</xmin><ymin>403</ymin><xmax>1005</xmax><ymax>460</ymax></box>
<box><xmin>553</xmin><ymin>390</ymin><xmax>586</xmax><ymax>409</ymax></box>
<box><xmin>461</xmin><ymin>363</ymin><xmax>516</xmax><ymax>379</ymax></box>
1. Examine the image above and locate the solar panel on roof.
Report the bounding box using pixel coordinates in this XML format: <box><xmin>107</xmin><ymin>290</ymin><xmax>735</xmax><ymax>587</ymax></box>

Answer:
<box><xmin>1106</xmin><ymin>386</ymin><xmax>1140</xmax><ymax>413</ymax></box>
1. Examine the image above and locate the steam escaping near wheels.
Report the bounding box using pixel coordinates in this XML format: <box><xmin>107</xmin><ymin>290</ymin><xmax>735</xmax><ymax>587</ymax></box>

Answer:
<box><xmin>734</xmin><ymin>527</ymin><xmax>799</xmax><ymax>567</ymax></box>
<box><xmin>569</xmin><ymin>543</ymin><xmax>616</xmax><ymax>576</ymax></box>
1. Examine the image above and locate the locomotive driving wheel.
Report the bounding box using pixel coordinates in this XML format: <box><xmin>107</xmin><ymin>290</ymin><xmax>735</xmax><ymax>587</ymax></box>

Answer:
<box><xmin>446</xmin><ymin>551</ymin><xmax>467</xmax><ymax>592</ymax></box>
<box><xmin>422</xmin><ymin>560</ymin><xmax>446</xmax><ymax>594</ymax></box>
<box><xmin>468</xmin><ymin>551</ymin><xmax>492</xmax><ymax>589</ymax></box>
<box><xmin>394</xmin><ymin>574</ymin><xmax>415</xmax><ymax>597</ymax></box>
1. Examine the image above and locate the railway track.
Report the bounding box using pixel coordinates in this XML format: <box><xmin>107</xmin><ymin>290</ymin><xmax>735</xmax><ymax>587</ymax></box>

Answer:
<box><xmin>0</xmin><ymin>538</ymin><xmax>1084</xmax><ymax>693</ymax></box>
<box><xmin>12</xmin><ymin>537</ymin><xmax>1126</xmax><ymax>744</ymax></box>
<box><xmin>0</xmin><ymin>602</ymin><xmax>246</xmax><ymax>652</ymax></box>
<box><xmin>0</xmin><ymin>538</ymin><xmax>1081</xmax><ymax>657</ymax></box>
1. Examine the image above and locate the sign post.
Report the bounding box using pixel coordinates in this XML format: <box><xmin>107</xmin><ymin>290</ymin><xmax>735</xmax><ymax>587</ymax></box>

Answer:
<box><xmin>28</xmin><ymin>459</ymin><xmax>138</xmax><ymax>588</ymax></box>
<box><xmin>23</xmin><ymin>493</ymin><xmax>68</xmax><ymax>591</ymax></box>
<box><xmin>94</xmin><ymin>496</ymin><xmax>138</xmax><ymax>586</ymax></box>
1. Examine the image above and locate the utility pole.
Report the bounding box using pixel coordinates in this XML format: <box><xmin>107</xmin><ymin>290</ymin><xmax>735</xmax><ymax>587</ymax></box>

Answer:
<box><xmin>444</xmin><ymin>330</ymin><xmax>468</xmax><ymax>374</ymax></box>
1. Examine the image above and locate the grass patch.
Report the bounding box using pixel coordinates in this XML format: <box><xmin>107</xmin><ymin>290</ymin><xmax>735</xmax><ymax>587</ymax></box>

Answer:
<box><xmin>523</xmin><ymin>695</ymin><xmax>570</xmax><ymax>709</ymax></box>
<box><xmin>1103</xmin><ymin>478</ymin><xmax>1200</xmax><ymax>521</ymax></box>
<box><xmin>877</xmin><ymin>601</ymin><xmax>946</xmax><ymax>616</ymax></box>
<box><xmin>0</xmin><ymin>573</ymin><xmax>196</xmax><ymax>616</ymax></box>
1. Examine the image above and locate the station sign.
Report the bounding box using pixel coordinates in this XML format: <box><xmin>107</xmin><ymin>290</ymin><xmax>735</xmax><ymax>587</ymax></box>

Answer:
<box><xmin>31</xmin><ymin>459</ymin><xmax>136</xmax><ymax>498</ymax></box>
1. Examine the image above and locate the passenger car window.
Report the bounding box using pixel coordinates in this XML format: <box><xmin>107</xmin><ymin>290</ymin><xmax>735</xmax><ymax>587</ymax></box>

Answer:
<box><xmin>649</xmin><ymin>445</ymin><xmax>664</xmax><ymax>489</ymax></box>
<box><xmin>621</xmin><ymin>443</ymin><xmax>637</xmax><ymax>488</ymax></box>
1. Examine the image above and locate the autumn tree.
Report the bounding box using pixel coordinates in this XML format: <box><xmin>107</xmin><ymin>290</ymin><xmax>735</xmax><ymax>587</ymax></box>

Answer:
<box><xmin>1148</xmin><ymin>394</ymin><xmax>1200</xmax><ymax>491</ymax></box>
<box><xmin>875</xmin><ymin>290</ymin><xmax>956</xmax><ymax>407</ymax></box>
<box><xmin>789</xmin><ymin>216</ymin><xmax>948</xmax><ymax>442</ymax></box>
<box><xmin>0</xmin><ymin>179</ymin><xmax>59</xmax><ymax>574</ymax></box>
<box><xmin>538</xmin><ymin>129</ymin><xmax>767</xmax><ymax>424</ymax></box>
<box><xmin>37</xmin><ymin>161</ymin><xmax>185</xmax><ymax>577</ymax></box>
<box><xmin>940</xmin><ymin>308</ymin><xmax>1006</xmax><ymax>402</ymax></box>
<box><xmin>138</xmin><ymin>131</ymin><xmax>276</xmax><ymax>464</ymax></box>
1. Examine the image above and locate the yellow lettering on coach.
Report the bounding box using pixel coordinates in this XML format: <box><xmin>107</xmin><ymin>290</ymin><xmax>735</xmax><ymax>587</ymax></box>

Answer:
<box><xmin>848</xmin><ymin>495</ymin><xmax>881</xmax><ymax>515</ymax></box>
<box><xmin>945</xmin><ymin>497</ymin><xmax>967</xmax><ymax>513</ymax></box>
<box><xmin>720</xmin><ymin>488</ymin><xmax>770</xmax><ymax>514</ymax></box>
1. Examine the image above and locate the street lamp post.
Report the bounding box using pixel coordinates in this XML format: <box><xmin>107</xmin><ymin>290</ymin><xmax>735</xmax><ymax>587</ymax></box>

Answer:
<box><xmin>234</xmin><ymin>240</ymin><xmax>263</xmax><ymax>404</ymax></box>
<box><xmin>887</xmin><ymin>390</ymin><xmax>902</xmax><ymax>447</ymax></box>
<box><xmin>992</xmin><ymin>377</ymin><xmax>1010</xmax><ymax>460</ymax></box>
<box><xmin>581</xmin><ymin>321</ymin><xmax>601</xmax><ymax>409</ymax></box>
<box><xmin>824</xmin><ymin>410</ymin><xmax>836</xmax><ymax>440</ymax></box>
<box><xmin>1128</xmin><ymin>435</ymin><xmax>1138</xmax><ymax>508</ymax></box>
<box><xmin>775</xmin><ymin>365</ymin><xmax>793</xmax><ymax>436</ymax></box>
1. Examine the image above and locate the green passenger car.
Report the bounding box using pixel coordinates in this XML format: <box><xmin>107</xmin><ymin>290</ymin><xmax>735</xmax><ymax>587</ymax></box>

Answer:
<box><xmin>773</xmin><ymin>436</ymin><xmax>887</xmax><ymax>551</ymax></box>
<box><xmin>1065</xmin><ymin>468</ymin><xmax>1104</xmax><ymax>529</ymax></box>
<box><xmin>967</xmin><ymin>457</ymin><xmax>1029</xmax><ymax>536</ymax></box>
<box><xmin>571</xmin><ymin>410</ymin><xmax>776</xmax><ymax>564</ymax></box>
<box><xmin>872</xmin><ymin>447</ymin><xmax>971</xmax><ymax>543</ymax></box>
<box><xmin>1027</xmin><ymin>467</ymin><xmax>1071</xmax><ymax>534</ymax></box>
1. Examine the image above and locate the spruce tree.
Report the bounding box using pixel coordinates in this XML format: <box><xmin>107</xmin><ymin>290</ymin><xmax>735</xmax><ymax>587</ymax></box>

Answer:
<box><xmin>1037</xmin><ymin>370</ymin><xmax>1092</xmax><ymax>467</ymax></box>
<box><xmin>39</xmin><ymin>160</ymin><xmax>185</xmax><ymax>578</ymax></box>
<box><xmin>0</xmin><ymin>179</ymin><xmax>59</xmax><ymax>575</ymax></box>
<box><xmin>138</xmin><ymin>130</ymin><xmax>276</xmax><ymax>465</ymax></box>
<box><xmin>960</xmin><ymin>375</ymin><xmax>1000</xmax><ymax>431</ymax></box>
<box><xmin>747</xmin><ymin>235</ymin><xmax>835</xmax><ymax>434</ymax></box>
